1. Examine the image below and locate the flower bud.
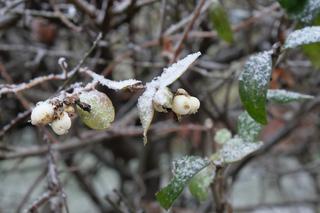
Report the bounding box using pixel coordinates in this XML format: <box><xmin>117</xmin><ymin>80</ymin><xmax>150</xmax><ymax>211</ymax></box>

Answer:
<box><xmin>31</xmin><ymin>101</ymin><xmax>55</xmax><ymax>125</ymax></box>
<box><xmin>189</xmin><ymin>96</ymin><xmax>200</xmax><ymax>113</ymax></box>
<box><xmin>51</xmin><ymin>112</ymin><xmax>71</xmax><ymax>135</ymax></box>
<box><xmin>172</xmin><ymin>95</ymin><xmax>191</xmax><ymax>115</ymax></box>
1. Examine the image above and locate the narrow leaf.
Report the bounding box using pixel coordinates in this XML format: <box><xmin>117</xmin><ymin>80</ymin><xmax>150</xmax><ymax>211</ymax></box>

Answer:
<box><xmin>278</xmin><ymin>0</ymin><xmax>308</xmax><ymax>14</ymax></box>
<box><xmin>284</xmin><ymin>26</ymin><xmax>320</xmax><ymax>49</ymax></box>
<box><xmin>85</xmin><ymin>69</ymin><xmax>141</xmax><ymax>90</ymax></box>
<box><xmin>137</xmin><ymin>83</ymin><xmax>156</xmax><ymax>145</ymax></box>
<box><xmin>157</xmin><ymin>52</ymin><xmax>201</xmax><ymax>87</ymax></box>
<box><xmin>302</xmin><ymin>42</ymin><xmax>320</xmax><ymax>68</ymax></box>
<box><xmin>156</xmin><ymin>156</ymin><xmax>209</xmax><ymax>210</ymax></box>
<box><xmin>239</xmin><ymin>51</ymin><xmax>272</xmax><ymax>124</ymax></box>
<box><xmin>293</xmin><ymin>0</ymin><xmax>320</xmax><ymax>23</ymax></box>
<box><xmin>209</xmin><ymin>0</ymin><xmax>234</xmax><ymax>43</ymax></box>
<box><xmin>267</xmin><ymin>89</ymin><xmax>314</xmax><ymax>103</ymax></box>
<box><xmin>237</xmin><ymin>111</ymin><xmax>262</xmax><ymax>142</ymax></box>
<box><xmin>188</xmin><ymin>164</ymin><xmax>215</xmax><ymax>202</ymax></box>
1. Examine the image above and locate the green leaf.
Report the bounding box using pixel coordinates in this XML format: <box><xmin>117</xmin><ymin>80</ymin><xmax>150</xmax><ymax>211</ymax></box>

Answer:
<box><xmin>278</xmin><ymin>0</ymin><xmax>308</xmax><ymax>14</ymax></box>
<box><xmin>303</xmin><ymin>42</ymin><xmax>320</xmax><ymax>68</ymax></box>
<box><xmin>156</xmin><ymin>156</ymin><xmax>209</xmax><ymax>210</ymax></box>
<box><xmin>77</xmin><ymin>90</ymin><xmax>115</xmax><ymax>130</ymax></box>
<box><xmin>209</xmin><ymin>0</ymin><xmax>233</xmax><ymax>43</ymax></box>
<box><xmin>219</xmin><ymin>136</ymin><xmax>263</xmax><ymax>163</ymax></box>
<box><xmin>188</xmin><ymin>164</ymin><xmax>215</xmax><ymax>202</ymax></box>
<box><xmin>284</xmin><ymin>26</ymin><xmax>320</xmax><ymax>49</ymax></box>
<box><xmin>267</xmin><ymin>89</ymin><xmax>314</xmax><ymax>103</ymax></box>
<box><xmin>237</xmin><ymin>111</ymin><xmax>262</xmax><ymax>142</ymax></box>
<box><xmin>239</xmin><ymin>51</ymin><xmax>272</xmax><ymax>124</ymax></box>
<box><xmin>214</xmin><ymin>128</ymin><xmax>232</xmax><ymax>144</ymax></box>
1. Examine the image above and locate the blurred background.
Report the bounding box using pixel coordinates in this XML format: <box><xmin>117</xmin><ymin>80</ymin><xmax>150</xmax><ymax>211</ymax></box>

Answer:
<box><xmin>0</xmin><ymin>0</ymin><xmax>319</xmax><ymax>212</ymax></box>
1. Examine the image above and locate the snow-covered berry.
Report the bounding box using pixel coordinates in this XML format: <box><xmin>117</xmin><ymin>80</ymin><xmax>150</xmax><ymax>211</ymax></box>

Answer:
<box><xmin>172</xmin><ymin>95</ymin><xmax>191</xmax><ymax>115</ymax></box>
<box><xmin>51</xmin><ymin>112</ymin><xmax>71</xmax><ymax>135</ymax></box>
<box><xmin>31</xmin><ymin>101</ymin><xmax>55</xmax><ymax>125</ymax></box>
<box><xmin>189</xmin><ymin>96</ymin><xmax>200</xmax><ymax>113</ymax></box>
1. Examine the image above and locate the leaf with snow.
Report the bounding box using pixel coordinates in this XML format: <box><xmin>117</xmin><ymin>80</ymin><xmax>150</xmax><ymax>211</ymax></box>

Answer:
<box><xmin>293</xmin><ymin>0</ymin><xmax>320</xmax><ymax>23</ymax></box>
<box><xmin>239</xmin><ymin>51</ymin><xmax>272</xmax><ymax>124</ymax></box>
<box><xmin>267</xmin><ymin>89</ymin><xmax>314</xmax><ymax>103</ymax></box>
<box><xmin>219</xmin><ymin>136</ymin><xmax>263</xmax><ymax>163</ymax></box>
<box><xmin>237</xmin><ymin>111</ymin><xmax>262</xmax><ymax>142</ymax></box>
<box><xmin>156</xmin><ymin>156</ymin><xmax>209</xmax><ymax>210</ymax></box>
<box><xmin>188</xmin><ymin>164</ymin><xmax>215</xmax><ymax>202</ymax></box>
<box><xmin>156</xmin><ymin>52</ymin><xmax>201</xmax><ymax>87</ymax></box>
<box><xmin>85</xmin><ymin>69</ymin><xmax>141</xmax><ymax>90</ymax></box>
<box><xmin>284</xmin><ymin>26</ymin><xmax>320</xmax><ymax>49</ymax></box>
<box><xmin>137</xmin><ymin>83</ymin><xmax>156</xmax><ymax>145</ymax></box>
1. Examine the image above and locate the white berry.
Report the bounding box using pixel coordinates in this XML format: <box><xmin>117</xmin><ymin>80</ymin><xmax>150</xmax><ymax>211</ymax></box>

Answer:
<box><xmin>172</xmin><ymin>95</ymin><xmax>191</xmax><ymax>115</ymax></box>
<box><xmin>31</xmin><ymin>101</ymin><xmax>55</xmax><ymax>125</ymax></box>
<box><xmin>51</xmin><ymin>112</ymin><xmax>71</xmax><ymax>135</ymax></box>
<box><xmin>189</xmin><ymin>96</ymin><xmax>200</xmax><ymax>113</ymax></box>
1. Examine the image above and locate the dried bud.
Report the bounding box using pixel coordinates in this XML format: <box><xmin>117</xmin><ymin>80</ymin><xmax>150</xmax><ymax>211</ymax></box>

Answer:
<box><xmin>31</xmin><ymin>101</ymin><xmax>55</xmax><ymax>125</ymax></box>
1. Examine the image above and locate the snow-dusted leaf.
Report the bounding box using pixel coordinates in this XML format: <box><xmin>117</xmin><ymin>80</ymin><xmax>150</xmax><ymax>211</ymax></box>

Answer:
<box><xmin>278</xmin><ymin>0</ymin><xmax>308</xmax><ymax>14</ymax></box>
<box><xmin>188</xmin><ymin>164</ymin><xmax>215</xmax><ymax>202</ymax></box>
<box><xmin>85</xmin><ymin>69</ymin><xmax>141</xmax><ymax>90</ymax></box>
<box><xmin>156</xmin><ymin>52</ymin><xmax>201</xmax><ymax>87</ymax></box>
<box><xmin>237</xmin><ymin>111</ymin><xmax>262</xmax><ymax>142</ymax></box>
<box><xmin>267</xmin><ymin>89</ymin><xmax>314</xmax><ymax>103</ymax></box>
<box><xmin>214</xmin><ymin>128</ymin><xmax>232</xmax><ymax>144</ymax></box>
<box><xmin>219</xmin><ymin>136</ymin><xmax>263</xmax><ymax>163</ymax></box>
<box><xmin>156</xmin><ymin>156</ymin><xmax>209</xmax><ymax>210</ymax></box>
<box><xmin>152</xmin><ymin>86</ymin><xmax>173</xmax><ymax>112</ymax></box>
<box><xmin>137</xmin><ymin>83</ymin><xmax>156</xmax><ymax>145</ymax></box>
<box><xmin>239</xmin><ymin>51</ymin><xmax>272</xmax><ymax>124</ymax></box>
<box><xmin>293</xmin><ymin>0</ymin><xmax>320</xmax><ymax>23</ymax></box>
<box><xmin>284</xmin><ymin>26</ymin><xmax>320</xmax><ymax>49</ymax></box>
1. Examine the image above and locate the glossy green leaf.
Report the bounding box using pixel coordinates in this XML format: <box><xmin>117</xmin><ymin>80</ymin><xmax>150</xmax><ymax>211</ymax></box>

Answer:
<box><xmin>209</xmin><ymin>0</ymin><xmax>233</xmax><ymax>43</ymax></box>
<box><xmin>77</xmin><ymin>90</ymin><xmax>115</xmax><ymax>130</ymax></box>
<box><xmin>188</xmin><ymin>164</ymin><xmax>215</xmax><ymax>202</ymax></box>
<box><xmin>156</xmin><ymin>156</ymin><xmax>209</xmax><ymax>210</ymax></box>
<box><xmin>278</xmin><ymin>0</ymin><xmax>308</xmax><ymax>14</ymax></box>
<box><xmin>267</xmin><ymin>89</ymin><xmax>314</xmax><ymax>103</ymax></box>
<box><xmin>239</xmin><ymin>51</ymin><xmax>272</xmax><ymax>124</ymax></box>
<box><xmin>237</xmin><ymin>111</ymin><xmax>262</xmax><ymax>142</ymax></box>
<box><xmin>284</xmin><ymin>26</ymin><xmax>320</xmax><ymax>49</ymax></box>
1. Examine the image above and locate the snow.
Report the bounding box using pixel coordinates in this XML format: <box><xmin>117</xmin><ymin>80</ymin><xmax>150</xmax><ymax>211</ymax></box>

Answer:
<box><xmin>284</xmin><ymin>26</ymin><xmax>320</xmax><ymax>49</ymax></box>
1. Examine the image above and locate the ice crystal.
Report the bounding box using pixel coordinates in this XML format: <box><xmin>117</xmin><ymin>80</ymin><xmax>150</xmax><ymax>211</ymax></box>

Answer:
<box><xmin>267</xmin><ymin>89</ymin><xmax>314</xmax><ymax>103</ymax></box>
<box><xmin>284</xmin><ymin>26</ymin><xmax>320</xmax><ymax>49</ymax></box>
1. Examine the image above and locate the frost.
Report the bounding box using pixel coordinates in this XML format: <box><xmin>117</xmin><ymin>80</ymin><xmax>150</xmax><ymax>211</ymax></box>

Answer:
<box><xmin>137</xmin><ymin>82</ymin><xmax>156</xmax><ymax>145</ymax></box>
<box><xmin>156</xmin><ymin>52</ymin><xmax>201</xmax><ymax>87</ymax></box>
<box><xmin>237</xmin><ymin>111</ymin><xmax>262</xmax><ymax>142</ymax></box>
<box><xmin>214</xmin><ymin>128</ymin><xmax>232</xmax><ymax>144</ymax></box>
<box><xmin>239</xmin><ymin>51</ymin><xmax>272</xmax><ymax>124</ymax></box>
<box><xmin>293</xmin><ymin>0</ymin><xmax>320</xmax><ymax>23</ymax></box>
<box><xmin>137</xmin><ymin>52</ymin><xmax>201</xmax><ymax>144</ymax></box>
<box><xmin>156</xmin><ymin>156</ymin><xmax>209</xmax><ymax>209</ymax></box>
<box><xmin>219</xmin><ymin>136</ymin><xmax>263</xmax><ymax>163</ymax></box>
<box><xmin>267</xmin><ymin>89</ymin><xmax>314</xmax><ymax>103</ymax></box>
<box><xmin>85</xmin><ymin>69</ymin><xmax>141</xmax><ymax>90</ymax></box>
<box><xmin>284</xmin><ymin>26</ymin><xmax>320</xmax><ymax>49</ymax></box>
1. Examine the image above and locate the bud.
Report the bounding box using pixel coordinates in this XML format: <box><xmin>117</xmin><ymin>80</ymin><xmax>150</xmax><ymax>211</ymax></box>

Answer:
<box><xmin>51</xmin><ymin>112</ymin><xmax>72</xmax><ymax>135</ymax></box>
<box><xmin>172</xmin><ymin>95</ymin><xmax>191</xmax><ymax>115</ymax></box>
<box><xmin>31</xmin><ymin>101</ymin><xmax>55</xmax><ymax>125</ymax></box>
<box><xmin>153</xmin><ymin>87</ymin><xmax>173</xmax><ymax>112</ymax></box>
<box><xmin>189</xmin><ymin>96</ymin><xmax>200</xmax><ymax>113</ymax></box>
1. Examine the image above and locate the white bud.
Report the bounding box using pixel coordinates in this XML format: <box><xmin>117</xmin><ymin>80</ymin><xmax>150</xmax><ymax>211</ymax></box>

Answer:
<box><xmin>51</xmin><ymin>112</ymin><xmax>71</xmax><ymax>135</ymax></box>
<box><xmin>31</xmin><ymin>101</ymin><xmax>55</xmax><ymax>125</ymax></box>
<box><xmin>172</xmin><ymin>95</ymin><xmax>191</xmax><ymax>115</ymax></box>
<box><xmin>189</xmin><ymin>96</ymin><xmax>200</xmax><ymax>113</ymax></box>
